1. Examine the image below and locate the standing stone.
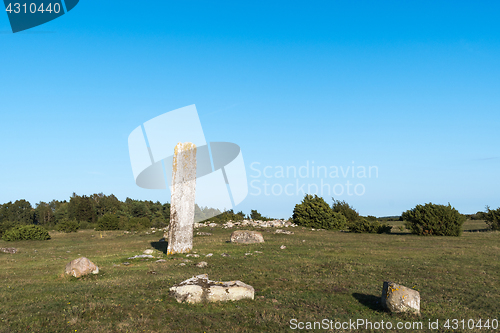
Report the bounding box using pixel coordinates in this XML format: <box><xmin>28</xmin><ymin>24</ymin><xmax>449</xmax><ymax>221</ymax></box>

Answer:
<box><xmin>381</xmin><ymin>281</ymin><xmax>420</xmax><ymax>315</ymax></box>
<box><xmin>167</xmin><ymin>142</ymin><xmax>197</xmax><ymax>255</ymax></box>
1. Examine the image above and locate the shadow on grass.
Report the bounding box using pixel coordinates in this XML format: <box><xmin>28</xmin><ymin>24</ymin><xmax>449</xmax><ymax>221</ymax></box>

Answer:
<box><xmin>352</xmin><ymin>293</ymin><xmax>385</xmax><ymax>312</ymax></box>
<box><xmin>151</xmin><ymin>240</ymin><xmax>168</xmax><ymax>254</ymax></box>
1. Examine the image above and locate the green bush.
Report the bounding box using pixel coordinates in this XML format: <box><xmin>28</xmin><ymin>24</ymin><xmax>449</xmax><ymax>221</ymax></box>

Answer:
<box><xmin>484</xmin><ymin>206</ymin><xmax>500</xmax><ymax>230</ymax></box>
<box><xmin>79</xmin><ymin>221</ymin><xmax>96</xmax><ymax>230</ymax></box>
<box><xmin>348</xmin><ymin>217</ymin><xmax>392</xmax><ymax>234</ymax></box>
<box><xmin>0</xmin><ymin>220</ymin><xmax>17</xmax><ymax>238</ymax></box>
<box><xmin>2</xmin><ymin>225</ymin><xmax>50</xmax><ymax>241</ymax></box>
<box><xmin>332</xmin><ymin>199</ymin><xmax>359</xmax><ymax>223</ymax></box>
<box><xmin>402</xmin><ymin>203</ymin><xmax>465</xmax><ymax>236</ymax></box>
<box><xmin>292</xmin><ymin>194</ymin><xmax>346</xmax><ymax>230</ymax></box>
<box><xmin>57</xmin><ymin>219</ymin><xmax>80</xmax><ymax>233</ymax></box>
<box><xmin>125</xmin><ymin>217</ymin><xmax>151</xmax><ymax>231</ymax></box>
<box><xmin>96</xmin><ymin>213</ymin><xmax>120</xmax><ymax>231</ymax></box>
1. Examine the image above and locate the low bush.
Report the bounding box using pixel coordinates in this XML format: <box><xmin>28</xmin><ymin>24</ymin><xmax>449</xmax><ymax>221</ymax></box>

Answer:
<box><xmin>348</xmin><ymin>217</ymin><xmax>392</xmax><ymax>234</ymax></box>
<box><xmin>79</xmin><ymin>221</ymin><xmax>97</xmax><ymax>230</ymax></box>
<box><xmin>57</xmin><ymin>219</ymin><xmax>80</xmax><ymax>233</ymax></box>
<box><xmin>2</xmin><ymin>225</ymin><xmax>50</xmax><ymax>241</ymax></box>
<box><xmin>484</xmin><ymin>206</ymin><xmax>500</xmax><ymax>230</ymax></box>
<box><xmin>96</xmin><ymin>213</ymin><xmax>120</xmax><ymax>231</ymax></box>
<box><xmin>332</xmin><ymin>199</ymin><xmax>359</xmax><ymax>224</ymax></box>
<box><xmin>125</xmin><ymin>217</ymin><xmax>151</xmax><ymax>231</ymax></box>
<box><xmin>402</xmin><ymin>203</ymin><xmax>465</xmax><ymax>236</ymax></box>
<box><xmin>293</xmin><ymin>194</ymin><xmax>346</xmax><ymax>230</ymax></box>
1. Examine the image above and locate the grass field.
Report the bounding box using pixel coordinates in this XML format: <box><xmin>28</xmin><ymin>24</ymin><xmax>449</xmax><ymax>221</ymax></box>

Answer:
<box><xmin>0</xmin><ymin>220</ymin><xmax>498</xmax><ymax>332</ymax></box>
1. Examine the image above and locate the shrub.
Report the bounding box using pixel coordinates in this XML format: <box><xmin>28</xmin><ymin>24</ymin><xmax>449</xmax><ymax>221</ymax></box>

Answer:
<box><xmin>0</xmin><ymin>220</ymin><xmax>17</xmax><ymax>238</ymax></box>
<box><xmin>484</xmin><ymin>206</ymin><xmax>500</xmax><ymax>230</ymax></box>
<box><xmin>125</xmin><ymin>217</ymin><xmax>151</xmax><ymax>231</ymax></box>
<box><xmin>293</xmin><ymin>194</ymin><xmax>346</xmax><ymax>230</ymax></box>
<box><xmin>79</xmin><ymin>221</ymin><xmax>96</xmax><ymax>230</ymax></box>
<box><xmin>348</xmin><ymin>217</ymin><xmax>392</xmax><ymax>234</ymax></box>
<box><xmin>402</xmin><ymin>203</ymin><xmax>465</xmax><ymax>236</ymax></box>
<box><xmin>96</xmin><ymin>213</ymin><xmax>120</xmax><ymax>231</ymax></box>
<box><xmin>332</xmin><ymin>199</ymin><xmax>359</xmax><ymax>223</ymax></box>
<box><xmin>2</xmin><ymin>225</ymin><xmax>50</xmax><ymax>241</ymax></box>
<box><xmin>57</xmin><ymin>219</ymin><xmax>80</xmax><ymax>233</ymax></box>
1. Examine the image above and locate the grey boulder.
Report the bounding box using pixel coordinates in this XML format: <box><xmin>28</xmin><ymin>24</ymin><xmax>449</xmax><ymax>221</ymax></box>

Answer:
<box><xmin>230</xmin><ymin>230</ymin><xmax>264</xmax><ymax>244</ymax></box>
<box><xmin>170</xmin><ymin>274</ymin><xmax>254</xmax><ymax>304</ymax></box>
<box><xmin>65</xmin><ymin>257</ymin><xmax>99</xmax><ymax>278</ymax></box>
<box><xmin>381</xmin><ymin>281</ymin><xmax>420</xmax><ymax>315</ymax></box>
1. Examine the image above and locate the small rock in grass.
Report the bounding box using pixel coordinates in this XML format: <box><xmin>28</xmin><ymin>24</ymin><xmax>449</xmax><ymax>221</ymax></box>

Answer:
<box><xmin>0</xmin><ymin>248</ymin><xmax>17</xmax><ymax>254</ymax></box>
<box><xmin>221</xmin><ymin>253</ymin><xmax>230</xmax><ymax>257</ymax></box>
<box><xmin>280</xmin><ymin>245</ymin><xmax>286</xmax><ymax>250</ymax></box>
<box><xmin>230</xmin><ymin>230</ymin><xmax>264</xmax><ymax>244</ymax></box>
<box><xmin>196</xmin><ymin>261</ymin><xmax>208</xmax><ymax>268</ymax></box>
<box><xmin>254</xmin><ymin>251</ymin><xmax>263</xmax><ymax>254</ymax></box>
<box><xmin>155</xmin><ymin>259</ymin><xmax>167</xmax><ymax>263</ymax></box>
<box><xmin>143</xmin><ymin>249</ymin><xmax>154</xmax><ymax>255</ymax></box>
<box><xmin>186</xmin><ymin>254</ymin><xmax>199</xmax><ymax>258</ymax></box>
<box><xmin>179</xmin><ymin>263</ymin><xmax>186</xmax><ymax>266</ymax></box>
<box><xmin>128</xmin><ymin>254</ymin><xmax>154</xmax><ymax>259</ymax></box>
<box><xmin>275</xmin><ymin>229</ymin><xmax>294</xmax><ymax>235</ymax></box>
<box><xmin>205</xmin><ymin>253</ymin><xmax>213</xmax><ymax>257</ymax></box>
<box><xmin>122</xmin><ymin>262</ymin><xmax>130</xmax><ymax>266</ymax></box>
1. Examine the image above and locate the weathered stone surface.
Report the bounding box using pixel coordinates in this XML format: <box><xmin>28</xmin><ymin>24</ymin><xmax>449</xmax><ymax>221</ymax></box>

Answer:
<box><xmin>275</xmin><ymin>229</ymin><xmax>294</xmax><ymax>235</ymax></box>
<box><xmin>168</xmin><ymin>142</ymin><xmax>197</xmax><ymax>255</ymax></box>
<box><xmin>143</xmin><ymin>249</ymin><xmax>154</xmax><ymax>255</ymax></box>
<box><xmin>195</xmin><ymin>219</ymin><xmax>297</xmax><ymax>229</ymax></box>
<box><xmin>170</xmin><ymin>274</ymin><xmax>254</xmax><ymax>304</ymax></box>
<box><xmin>196</xmin><ymin>261</ymin><xmax>208</xmax><ymax>268</ymax></box>
<box><xmin>65</xmin><ymin>257</ymin><xmax>99</xmax><ymax>278</ymax></box>
<box><xmin>230</xmin><ymin>230</ymin><xmax>264</xmax><ymax>244</ymax></box>
<box><xmin>0</xmin><ymin>247</ymin><xmax>17</xmax><ymax>254</ymax></box>
<box><xmin>128</xmin><ymin>254</ymin><xmax>154</xmax><ymax>259</ymax></box>
<box><xmin>381</xmin><ymin>282</ymin><xmax>420</xmax><ymax>315</ymax></box>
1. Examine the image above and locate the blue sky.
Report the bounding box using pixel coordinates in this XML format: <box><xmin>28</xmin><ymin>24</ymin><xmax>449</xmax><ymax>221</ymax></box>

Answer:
<box><xmin>1</xmin><ymin>1</ymin><xmax>499</xmax><ymax>218</ymax></box>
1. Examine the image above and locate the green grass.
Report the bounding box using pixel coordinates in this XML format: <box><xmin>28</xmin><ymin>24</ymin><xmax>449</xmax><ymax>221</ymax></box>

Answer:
<box><xmin>0</xmin><ymin>220</ymin><xmax>498</xmax><ymax>332</ymax></box>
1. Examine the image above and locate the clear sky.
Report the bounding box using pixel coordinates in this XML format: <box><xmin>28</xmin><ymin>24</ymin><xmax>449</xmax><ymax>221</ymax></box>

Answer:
<box><xmin>1</xmin><ymin>1</ymin><xmax>499</xmax><ymax>218</ymax></box>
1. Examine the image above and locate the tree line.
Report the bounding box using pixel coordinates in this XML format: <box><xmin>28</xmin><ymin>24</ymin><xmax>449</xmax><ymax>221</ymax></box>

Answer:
<box><xmin>0</xmin><ymin>193</ymin><xmax>274</xmax><ymax>236</ymax></box>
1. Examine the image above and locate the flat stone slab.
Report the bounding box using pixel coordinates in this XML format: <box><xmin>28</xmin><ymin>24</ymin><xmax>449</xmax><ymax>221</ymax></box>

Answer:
<box><xmin>230</xmin><ymin>230</ymin><xmax>264</xmax><ymax>244</ymax></box>
<box><xmin>381</xmin><ymin>281</ymin><xmax>420</xmax><ymax>315</ymax></box>
<box><xmin>170</xmin><ymin>274</ymin><xmax>254</xmax><ymax>304</ymax></box>
<box><xmin>0</xmin><ymin>247</ymin><xmax>18</xmax><ymax>254</ymax></box>
<box><xmin>128</xmin><ymin>254</ymin><xmax>154</xmax><ymax>259</ymax></box>
<box><xmin>275</xmin><ymin>229</ymin><xmax>294</xmax><ymax>235</ymax></box>
<box><xmin>65</xmin><ymin>257</ymin><xmax>99</xmax><ymax>278</ymax></box>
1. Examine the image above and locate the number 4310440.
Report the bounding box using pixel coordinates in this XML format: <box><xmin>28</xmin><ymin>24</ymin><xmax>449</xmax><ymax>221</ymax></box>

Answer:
<box><xmin>5</xmin><ymin>2</ymin><xmax>62</xmax><ymax>14</ymax></box>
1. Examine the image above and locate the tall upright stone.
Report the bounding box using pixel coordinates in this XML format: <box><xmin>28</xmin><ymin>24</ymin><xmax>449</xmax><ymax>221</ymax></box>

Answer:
<box><xmin>167</xmin><ymin>142</ymin><xmax>197</xmax><ymax>255</ymax></box>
